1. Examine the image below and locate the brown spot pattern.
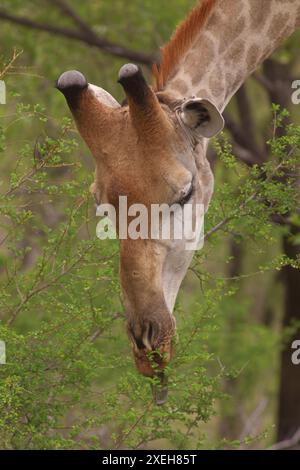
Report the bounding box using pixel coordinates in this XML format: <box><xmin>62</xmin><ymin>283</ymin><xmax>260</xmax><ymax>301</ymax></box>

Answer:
<box><xmin>169</xmin><ymin>78</ymin><xmax>189</xmax><ymax>95</ymax></box>
<box><xmin>206</xmin><ymin>10</ymin><xmax>223</xmax><ymax>36</ymax></box>
<box><xmin>208</xmin><ymin>65</ymin><xmax>224</xmax><ymax>97</ymax></box>
<box><xmin>218</xmin><ymin>16</ymin><xmax>245</xmax><ymax>54</ymax></box>
<box><xmin>186</xmin><ymin>35</ymin><xmax>215</xmax><ymax>72</ymax></box>
<box><xmin>267</xmin><ymin>13</ymin><xmax>290</xmax><ymax>40</ymax></box>
<box><xmin>221</xmin><ymin>0</ymin><xmax>243</xmax><ymax>19</ymax></box>
<box><xmin>228</xmin><ymin>71</ymin><xmax>243</xmax><ymax>97</ymax></box>
<box><xmin>250</xmin><ymin>0</ymin><xmax>272</xmax><ymax>30</ymax></box>
<box><xmin>227</xmin><ymin>41</ymin><xmax>246</xmax><ymax>63</ymax></box>
<box><xmin>246</xmin><ymin>44</ymin><xmax>261</xmax><ymax>68</ymax></box>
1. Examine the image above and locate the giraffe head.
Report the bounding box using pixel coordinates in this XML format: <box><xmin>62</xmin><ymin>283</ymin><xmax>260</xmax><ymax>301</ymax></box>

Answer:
<box><xmin>56</xmin><ymin>65</ymin><xmax>223</xmax><ymax>382</ymax></box>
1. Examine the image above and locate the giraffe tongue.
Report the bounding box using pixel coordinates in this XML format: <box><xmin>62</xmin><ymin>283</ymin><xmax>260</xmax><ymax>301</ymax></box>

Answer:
<box><xmin>151</xmin><ymin>372</ymin><xmax>168</xmax><ymax>405</ymax></box>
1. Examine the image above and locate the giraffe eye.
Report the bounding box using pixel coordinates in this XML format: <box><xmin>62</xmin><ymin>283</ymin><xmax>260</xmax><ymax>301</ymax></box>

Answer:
<box><xmin>177</xmin><ymin>183</ymin><xmax>194</xmax><ymax>206</ymax></box>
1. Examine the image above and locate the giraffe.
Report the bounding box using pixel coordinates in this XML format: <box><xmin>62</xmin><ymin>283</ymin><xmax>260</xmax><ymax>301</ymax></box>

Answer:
<box><xmin>56</xmin><ymin>0</ymin><xmax>300</xmax><ymax>401</ymax></box>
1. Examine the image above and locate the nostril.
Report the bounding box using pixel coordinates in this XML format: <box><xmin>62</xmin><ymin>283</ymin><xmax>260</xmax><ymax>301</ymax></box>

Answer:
<box><xmin>134</xmin><ymin>336</ymin><xmax>146</xmax><ymax>350</ymax></box>
<box><xmin>128</xmin><ymin>320</ymin><xmax>158</xmax><ymax>351</ymax></box>
<box><xmin>127</xmin><ymin>314</ymin><xmax>175</xmax><ymax>356</ymax></box>
<box><xmin>146</xmin><ymin>320</ymin><xmax>160</xmax><ymax>350</ymax></box>
<box><xmin>127</xmin><ymin>323</ymin><xmax>146</xmax><ymax>351</ymax></box>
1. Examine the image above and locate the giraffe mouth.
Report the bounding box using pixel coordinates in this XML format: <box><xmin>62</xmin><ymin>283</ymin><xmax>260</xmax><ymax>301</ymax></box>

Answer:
<box><xmin>151</xmin><ymin>371</ymin><xmax>168</xmax><ymax>405</ymax></box>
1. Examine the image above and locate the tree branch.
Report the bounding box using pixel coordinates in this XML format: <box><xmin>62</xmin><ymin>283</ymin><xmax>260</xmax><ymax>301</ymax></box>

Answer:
<box><xmin>224</xmin><ymin>111</ymin><xmax>262</xmax><ymax>165</ymax></box>
<box><xmin>235</xmin><ymin>85</ymin><xmax>262</xmax><ymax>158</ymax></box>
<box><xmin>238</xmin><ymin>398</ymin><xmax>268</xmax><ymax>446</ymax></box>
<box><xmin>252</xmin><ymin>71</ymin><xmax>275</xmax><ymax>94</ymax></box>
<box><xmin>269</xmin><ymin>428</ymin><xmax>300</xmax><ymax>450</ymax></box>
<box><xmin>224</xmin><ymin>83</ymin><xmax>268</xmax><ymax>166</ymax></box>
<box><xmin>46</xmin><ymin>0</ymin><xmax>97</xmax><ymax>37</ymax></box>
<box><xmin>0</xmin><ymin>8</ymin><xmax>155</xmax><ymax>65</ymax></box>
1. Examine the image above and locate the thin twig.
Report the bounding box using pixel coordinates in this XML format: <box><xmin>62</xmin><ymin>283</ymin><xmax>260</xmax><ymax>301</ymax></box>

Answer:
<box><xmin>0</xmin><ymin>48</ymin><xmax>23</xmax><ymax>80</ymax></box>
<box><xmin>0</xmin><ymin>8</ymin><xmax>154</xmax><ymax>65</ymax></box>
<box><xmin>115</xmin><ymin>401</ymin><xmax>153</xmax><ymax>450</ymax></box>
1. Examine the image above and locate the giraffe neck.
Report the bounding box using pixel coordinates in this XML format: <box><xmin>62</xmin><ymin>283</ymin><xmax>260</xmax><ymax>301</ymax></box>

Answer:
<box><xmin>165</xmin><ymin>0</ymin><xmax>300</xmax><ymax>111</ymax></box>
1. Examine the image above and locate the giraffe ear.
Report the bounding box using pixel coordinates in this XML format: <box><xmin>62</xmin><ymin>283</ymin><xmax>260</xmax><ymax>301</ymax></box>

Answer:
<box><xmin>180</xmin><ymin>98</ymin><xmax>224</xmax><ymax>138</ymax></box>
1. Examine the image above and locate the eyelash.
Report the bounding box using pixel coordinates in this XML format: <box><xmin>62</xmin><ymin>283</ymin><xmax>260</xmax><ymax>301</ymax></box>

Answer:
<box><xmin>178</xmin><ymin>184</ymin><xmax>194</xmax><ymax>206</ymax></box>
